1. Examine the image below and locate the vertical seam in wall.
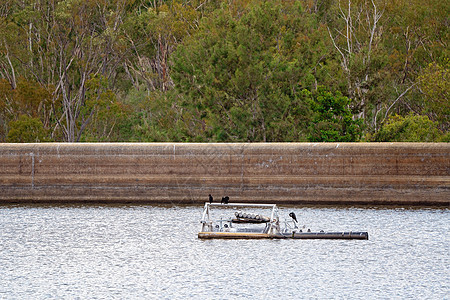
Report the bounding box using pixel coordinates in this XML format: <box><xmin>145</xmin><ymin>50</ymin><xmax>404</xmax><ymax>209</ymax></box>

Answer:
<box><xmin>240</xmin><ymin>144</ymin><xmax>245</xmax><ymax>193</ymax></box>
<box><xmin>173</xmin><ymin>144</ymin><xmax>176</xmax><ymax>160</ymax></box>
<box><xmin>31</xmin><ymin>152</ymin><xmax>35</xmax><ymax>189</ymax></box>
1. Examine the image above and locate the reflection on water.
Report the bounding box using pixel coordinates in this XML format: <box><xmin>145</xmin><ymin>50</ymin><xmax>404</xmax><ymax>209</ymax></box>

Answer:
<box><xmin>0</xmin><ymin>204</ymin><xmax>448</xmax><ymax>299</ymax></box>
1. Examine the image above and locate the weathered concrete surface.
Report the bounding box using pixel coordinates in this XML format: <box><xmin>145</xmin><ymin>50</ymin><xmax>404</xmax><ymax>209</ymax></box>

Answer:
<box><xmin>0</xmin><ymin>143</ymin><xmax>449</xmax><ymax>205</ymax></box>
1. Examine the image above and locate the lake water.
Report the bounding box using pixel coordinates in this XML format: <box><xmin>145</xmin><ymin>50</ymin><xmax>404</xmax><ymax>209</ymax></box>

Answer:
<box><xmin>0</xmin><ymin>204</ymin><xmax>448</xmax><ymax>299</ymax></box>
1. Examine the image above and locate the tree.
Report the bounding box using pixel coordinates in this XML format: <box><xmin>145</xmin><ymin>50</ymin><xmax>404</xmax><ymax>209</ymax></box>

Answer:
<box><xmin>327</xmin><ymin>0</ymin><xmax>387</xmax><ymax>121</ymax></box>
<box><xmin>0</xmin><ymin>0</ymin><xmax>133</xmax><ymax>141</ymax></box>
<box><xmin>0</xmin><ymin>0</ymin><xmax>447</xmax><ymax>142</ymax></box>
<box><xmin>417</xmin><ymin>60</ymin><xmax>449</xmax><ymax>131</ymax></box>
<box><xmin>78</xmin><ymin>74</ymin><xmax>127</xmax><ymax>141</ymax></box>
<box><xmin>121</xmin><ymin>1</ymin><xmax>200</xmax><ymax>92</ymax></box>
<box><xmin>7</xmin><ymin>114</ymin><xmax>48</xmax><ymax>142</ymax></box>
<box><xmin>172</xmin><ymin>1</ymin><xmax>326</xmax><ymax>141</ymax></box>
<box><xmin>373</xmin><ymin>114</ymin><xmax>443</xmax><ymax>142</ymax></box>
<box><xmin>0</xmin><ymin>77</ymin><xmax>52</xmax><ymax>142</ymax></box>
<box><xmin>117</xmin><ymin>88</ymin><xmax>202</xmax><ymax>142</ymax></box>
<box><xmin>307</xmin><ymin>87</ymin><xmax>363</xmax><ymax>142</ymax></box>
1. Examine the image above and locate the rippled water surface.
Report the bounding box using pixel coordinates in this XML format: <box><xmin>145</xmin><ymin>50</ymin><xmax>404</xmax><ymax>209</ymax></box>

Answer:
<box><xmin>0</xmin><ymin>204</ymin><xmax>448</xmax><ymax>299</ymax></box>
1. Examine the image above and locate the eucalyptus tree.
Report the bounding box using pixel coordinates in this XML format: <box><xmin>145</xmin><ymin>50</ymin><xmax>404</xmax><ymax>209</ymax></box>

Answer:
<box><xmin>417</xmin><ymin>61</ymin><xmax>449</xmax><ymax>131</ymax></box>
<box><xmin>0</xmin><ymin>0</ymin><xmax>133</xmax><ymax>141</ymax></box>
<box><xmin>326</xmin><ymin>0</ymin><xmax>388</xmax><ymax>128</ymax></box>
<box><xmin>327</xmin><ymin>0</ymin><xmax>449</xmax><ymax>133</ymax></box>
<box><xmin>121</xmin><ymin>1</ymin><xmax>200</xmax><ymax>92</ymax></box>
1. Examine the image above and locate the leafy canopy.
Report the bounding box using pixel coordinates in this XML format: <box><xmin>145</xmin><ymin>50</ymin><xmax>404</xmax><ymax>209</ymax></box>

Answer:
<box><xmin>374</xmin><ymin>114</ymin><xmax>443</xmax><ymax>142</ymax></box>
<box><xmin>307</xmin><ymin>87</ymin><xmax>363</xmax><ymax>142</ymax></box>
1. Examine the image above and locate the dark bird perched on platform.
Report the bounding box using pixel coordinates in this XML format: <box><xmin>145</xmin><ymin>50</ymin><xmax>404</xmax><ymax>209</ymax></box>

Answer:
<box><xmin>209</xmin><ymin>194</ymin><xmax>213</xmax><ymax>203</ymax></box>
<box><xmin>221</xmin><ymin>196</ymin><xmax>229</xmax><ymax>204</ymax></box>
<box><xmin>289</xmin><ymin>212</ymin><xmax>298</xmax><ymax>223</ymax></box>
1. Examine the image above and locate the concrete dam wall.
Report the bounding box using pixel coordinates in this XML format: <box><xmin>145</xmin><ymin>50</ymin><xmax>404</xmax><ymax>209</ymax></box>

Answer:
<box><xmin>0</xmin><ymin>143</ymin><xmax>449</xmax><ymax>205</ymax></box>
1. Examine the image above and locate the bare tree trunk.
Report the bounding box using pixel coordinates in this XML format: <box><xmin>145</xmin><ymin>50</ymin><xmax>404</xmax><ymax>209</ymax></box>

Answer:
<box><xmin>2</xmin><ymin>42</ymin><xmax>17</xmax><ymax>89</ymax></box>
<box><xmin>328</xmin><ymin>0</ymin><xmax>384</xmax><ymax>120</ymax></box>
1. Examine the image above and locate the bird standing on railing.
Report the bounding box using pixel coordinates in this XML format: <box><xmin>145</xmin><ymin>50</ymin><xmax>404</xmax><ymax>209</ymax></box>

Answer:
<box><xmin>289</xmin><ymin>212</ymin><xmax>298</xmax><ymax>223</ymax></box>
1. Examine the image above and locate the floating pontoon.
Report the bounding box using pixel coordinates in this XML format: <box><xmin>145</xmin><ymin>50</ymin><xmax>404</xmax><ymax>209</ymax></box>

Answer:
<box><xmin>198</xmin><ymin>203</ymin><xmax>368</xmax><ymax>240</ymax></box>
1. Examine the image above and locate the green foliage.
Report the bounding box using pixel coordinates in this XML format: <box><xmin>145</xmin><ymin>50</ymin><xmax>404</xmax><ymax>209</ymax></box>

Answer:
<box><xmin>373</xmin><ymin>114</ymin><xmax>443</xmax><ymax>142</ymax></box>
<box><xmin>115</xmin><ymin>87</ymin><xmax>203</xmax><ymax>142</ymax></box>
<box><xmin>78</xmin><ymin>75</ymin><xmax>128</xmax><ymax>142</ymax></box>
<box><xmin>307</xmin><ymin>87</ymin><xmax>363</xmax><ymax>142</ymax></box>
<box><xmin>172</xmin><ymin>1</ymin><xmax>321</xmax><ymax>141</ymax></box>
<box><xmin>326</xmin><ymin>0</ymin><xmax>449</xmax><ymax>131</ymax></box>
<box><xmin>417</xmin><ymin>60</ymin><xmax>450</xmax><ymax>130</ymax></box>
<box><xmin>7</xmin><ymin>115</ymin><xmax>48</xmax><ymax>142</ymax></box>
<box><xmin>0</xmin><ymin>0</ymin><xmax>448</xmax><ymax>142</ymax></box>
<box><xmin>0</xmin><ymin>78</ymin><xmax>53</xmax><ymax>142</ymax></box>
